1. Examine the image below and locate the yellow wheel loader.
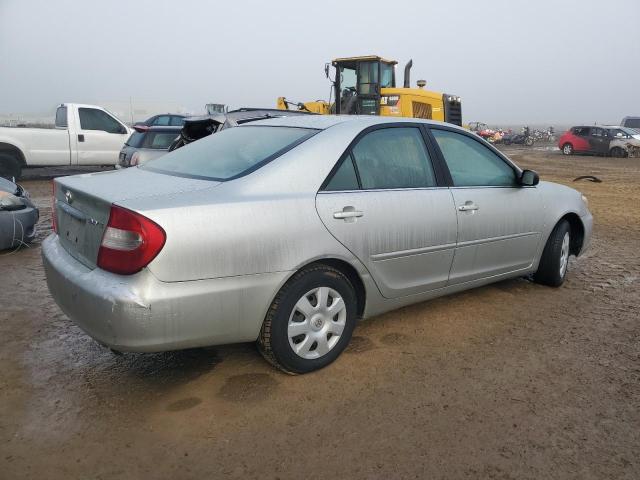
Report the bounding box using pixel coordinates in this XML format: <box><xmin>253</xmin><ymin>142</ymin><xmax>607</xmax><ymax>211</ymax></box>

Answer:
<box><xmin>277</xmin><ymin>55</ymin><xmax>462</xmax><ymax>125</ymax></box>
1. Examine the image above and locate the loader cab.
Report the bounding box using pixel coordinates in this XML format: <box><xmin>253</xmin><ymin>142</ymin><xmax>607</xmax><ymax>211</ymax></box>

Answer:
<box><xmin>332</xmin><ymin>56</ymin><xmax>397</xmax><ymax>115</ymax></box>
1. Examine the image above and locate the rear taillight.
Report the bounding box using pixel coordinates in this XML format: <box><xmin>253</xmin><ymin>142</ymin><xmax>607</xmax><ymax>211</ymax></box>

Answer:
<box><xmin>51</xmin><ymin>181</ymin><xmax>58</xmax><ymax>233</ymax></box>
<box><xmin>97</xmin><ymin>205</ymin><xmax>166</xmax><ymax>275</ymax></box>
<box><xmin>130</xmin><ymin>152</ymin><xmax>140</xmax><ymax>166</ymax></box>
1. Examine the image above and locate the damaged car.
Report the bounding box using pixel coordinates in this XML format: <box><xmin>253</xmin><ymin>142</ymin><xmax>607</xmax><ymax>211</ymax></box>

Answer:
<box><xmin>168</xmin><ymin>108</ymin><xmax>313</xmax><ymax>150</ymax></box>
<box><xmin>0</xmin><ymin>176</ymin><xmax>39</xmax><ymax>250</ymax></box>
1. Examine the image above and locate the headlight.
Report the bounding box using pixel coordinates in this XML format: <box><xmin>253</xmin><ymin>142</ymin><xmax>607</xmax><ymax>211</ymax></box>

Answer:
<box><xmin>581</xmin><ymin>194</ymin><xmax>589</xmax><ymax>207</ymax></box>
<box><xmin>0</xmin><ymin>191</ymin><xmax>26</xmax><ymax>211</ymax></box>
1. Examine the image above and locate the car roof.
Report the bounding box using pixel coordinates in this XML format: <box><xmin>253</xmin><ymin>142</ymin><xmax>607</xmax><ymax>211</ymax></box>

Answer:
<box><xmin>246</xmin><ymin>114</ymin><xmax>460</xmax><ymax>131</ymax></box>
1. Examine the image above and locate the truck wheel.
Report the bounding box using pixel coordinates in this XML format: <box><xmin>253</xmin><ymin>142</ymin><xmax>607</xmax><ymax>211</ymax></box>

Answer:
<box><xmin>0</xmin><ymin>154</ymin><xmax>22</xmax><ymax>180</ymax></box>
<box><xmin>258</xmin><ymin>265</ymin><xmax>358</xmax><ymax>374</ymax></box>
<box><xmin>533</xmin><ymin>220</ymin><xmax>571</xmax><ymax>287</ymax></box>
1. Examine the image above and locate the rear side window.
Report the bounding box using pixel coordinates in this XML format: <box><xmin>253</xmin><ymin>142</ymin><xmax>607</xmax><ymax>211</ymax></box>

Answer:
<box><xmin>431</xmin><ymin>129</ymin><xmax>516</xmax><ymax>187</ymax></box>
<box><xmin>325</xmin><ymin>157</ymin><xmax>359</xmax><ymax>191</ymax></box>
<box><xmin>350</xmin><ymin>128</ymin><xmax>436</xmax><ymax>189</ymax></box>
<box><xmin>142</xmin><ymin>126</ymin><xmax>317</xmax><ymax>181</ymax></box>
<box><xmin>79</xmin><ymin>108</ymin><xmax>123</xmax><ymax>134</ymax></box>
<box><xmin>55</xmin><ymin>106</ymin><xmax>67</xmax><ymax>128</ymax></box>
<box><xmin>169</xmin><ymin>116</ymin><xmax>185</xmax><ymax>126</ymax></box>
<box><xmin>572</xmin><ymin>127</ymin><xmax>590</xmax><ymax>136</ymax></box>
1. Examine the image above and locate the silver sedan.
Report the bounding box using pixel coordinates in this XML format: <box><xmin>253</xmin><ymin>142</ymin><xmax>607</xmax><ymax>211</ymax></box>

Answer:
<box><xmin>43</xmin><ymin>116</ymin><xmax>592</xmax><ymax>374</ymax></box>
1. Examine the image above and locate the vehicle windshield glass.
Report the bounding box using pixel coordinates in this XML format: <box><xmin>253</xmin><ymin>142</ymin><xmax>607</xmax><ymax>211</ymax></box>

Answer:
<box><xmin>625</xmin><ymin>119</ymin><xmax>640</xmax><ymax>129</ymax></box>
<box><xmin>141</xmin><ymin>126</ymin><xmax>318</xmax><ymax>181</ymax></box>
<box><xmin>618</xmin><ymin>126</ymin><xmax>639</xmax><ymax>136</ymax></box>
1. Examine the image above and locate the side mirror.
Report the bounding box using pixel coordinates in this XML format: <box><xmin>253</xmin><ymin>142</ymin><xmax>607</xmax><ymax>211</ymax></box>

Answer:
<box><xmin>324</xmin><ymin>63</ymin><xmax>330</xmax><ymax>79</ymax></box>
<box><xmin>520</xmin><ymin>169</ymin><xmax>539</xmax><ymax>186</ymax></box>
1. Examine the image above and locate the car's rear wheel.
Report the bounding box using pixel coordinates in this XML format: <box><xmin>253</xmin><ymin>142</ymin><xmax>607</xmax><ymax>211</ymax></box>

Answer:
<box><xmin>525</xmin><ymin>137</ymin><xmax>534</xmax><ymax>147</ymax></box>
<box><xmin>610</xmin><ymin>147</ymin><xmax>626</xmax><ymax>158</ymax></box>
<box><xmin>258</xmin><ymin>265</ymin><xmax>357</xmax><ymax>374</ymax></box>
<box><xmin>562</xmin><ymin>143</ymin><xmax>573</xmax><ymax>155</ymax></box>
<box><xmin>533</xmin><ymin>220</ymin><xmax>571</xmax><ymax>287</ymax></box>
<box><xmin>0</xmin><ymin>154</ymin><xmax>22</xmax><ymax>180</ymax></box>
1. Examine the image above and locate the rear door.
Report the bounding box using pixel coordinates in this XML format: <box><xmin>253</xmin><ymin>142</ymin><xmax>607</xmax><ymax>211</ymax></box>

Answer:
<box><xmin>316</xmin><ymin>125</ymin><xmax>457</xmax><ymax>298</ymax></box>
<box><xmin>429</xmin><ymin>127</ymin><xmax>543</xmax><ymax>284</ymax></box>
<box><xmin>73</xmin><ymin>107</ymin><xmax>130</xmax><ymax>165</ymax></box>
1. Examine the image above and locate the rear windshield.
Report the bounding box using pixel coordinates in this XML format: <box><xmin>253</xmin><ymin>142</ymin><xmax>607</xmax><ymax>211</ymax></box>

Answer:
<box><xmin>125</xmin><ymin>131</ymin><xmax>145</xmax><ymax>148</ymax></box>
<box><xmin>142</xmin><ymin>126</ymin><xmax>317</xmax><ymax>181</ymax></box>
<box><xmin>126</xmin><ymin>130</ymin><xmax>180</xmax><ymax>149</ymax></box>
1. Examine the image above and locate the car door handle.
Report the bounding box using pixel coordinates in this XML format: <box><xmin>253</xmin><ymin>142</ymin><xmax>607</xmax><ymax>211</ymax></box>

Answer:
<box><xmin>78</xmin><ymin>134</ymin><xmax>85</xmax><ymax>142</ymax></box>
<box><xmin>458</xmin><ymin>202</ymin><xmax>479</xmax><ymax>212</ymax></box>
<box><xmin>333</xmin><ymin>207</ymin><xmax>363</xmax><ymax>220</ymax></box>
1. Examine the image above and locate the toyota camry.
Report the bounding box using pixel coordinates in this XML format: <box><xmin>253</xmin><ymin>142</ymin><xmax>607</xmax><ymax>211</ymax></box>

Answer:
<box><xmin>43</xmin><ymin>115</ymin><xmax>592</xmax><ymax>374</ymax></box>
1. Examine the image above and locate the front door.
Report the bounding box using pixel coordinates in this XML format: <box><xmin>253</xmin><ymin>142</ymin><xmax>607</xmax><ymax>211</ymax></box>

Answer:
<box><xmin>429</xmin><ymin>127</ymin><xmax>543</xmax><ymax>284</ymax></box>
<box><xmin>73</xmin><ymin>107</ymin><xmax>130</xmax><ymax>165</ymax></box>
<box><xmin>316</xmin><ymin>126</ymin><xmax>457</xmax><ymax>298</ymax></box>
<box><xmin>588</xmin><ymin>127</ymin><xmax>610</xmax><ymax>155</ymax></box>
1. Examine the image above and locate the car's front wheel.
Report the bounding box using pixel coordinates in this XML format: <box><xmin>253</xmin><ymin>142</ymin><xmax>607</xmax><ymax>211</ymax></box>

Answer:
<box><xmin>533</xmin><ymin>220</ymin><xmax>571</xmax><ymax>287</ymax></box>
<box><xmin>562</xmin><ymin>143</ymin><xmax>573</xmax><ymax>155</ymax></box>
<box><xmin>258</xmin><ymin>265</ymin><xmax>358</xmax><ymax>374</ymax></box>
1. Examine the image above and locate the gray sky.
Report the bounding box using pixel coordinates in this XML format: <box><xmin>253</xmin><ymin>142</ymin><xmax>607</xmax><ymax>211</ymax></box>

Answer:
<box><xmin>1</xmin><ymin>0</ymin><xmax>639</xmax><ymax>124</ymax></box>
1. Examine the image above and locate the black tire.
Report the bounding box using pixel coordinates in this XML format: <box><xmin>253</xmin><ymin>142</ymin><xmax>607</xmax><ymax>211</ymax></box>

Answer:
<box><xmin>0</xmin><ymin>153</ymin><xmax>22</xmax><ymax>180</ymax></box>
<box><xmin>610</xmin><ymin>147</ymin><xmax>626</xmax><ymax>158</ymax></box>
<box><xmin>258</xmin><ymin>264</ymin><xmax>358</xmax><ymax>374</ymax></box>
<box><xmin>525</xmin><ymin>137</ymin><xmax>534</xmax><ymax>147</ymax></box>
<box><xmin>562</xmin><ymin>143</ymin><xmax>573</xmax><ymax>155</ymax></box>
<box><xmin>503</xmin><ymin>138</ymin><xmax>512</xmax><ymax>145</ymax></box>
<box><xmin>533</xmin><ymin>220</ymin><xmax>571</xmax><ymax>287</ymax></box>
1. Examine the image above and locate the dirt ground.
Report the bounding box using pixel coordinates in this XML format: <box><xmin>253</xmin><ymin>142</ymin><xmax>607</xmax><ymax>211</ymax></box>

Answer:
<box><xmin>1</xmin><ymin>149</ymin><xmax>639</xmax><ymax>479</ymax></box>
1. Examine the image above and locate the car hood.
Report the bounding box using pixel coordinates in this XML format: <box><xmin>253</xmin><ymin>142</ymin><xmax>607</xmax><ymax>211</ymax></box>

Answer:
<box><xmin>0</xmin><ymin>176</ymin><xmax>18</xmax><ymax>194</ymax></box>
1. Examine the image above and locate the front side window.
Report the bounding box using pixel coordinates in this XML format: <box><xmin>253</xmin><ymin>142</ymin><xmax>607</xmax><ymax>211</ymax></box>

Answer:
<box><xmin>351</xmin><ymin>128</ymin><xmax>436</xmax><ymax>190</ymax></box>
<box><xmin>78</xmin><ymin>108</ymin><xmax>123</xmax><ymax>134</ymax></box>
<box><xmin>431</xmin><ymin>129</ymin><xmax>517</xmax><ymax>187</ymax></box>
<box><xmin>152</xmin><ymin>115</ymin><xmax>171</xmax><ymax>126</ymax></box>
<box><xmin>142</xmin><ymin>126</ymin><xmax>316</xmax><ymax>181</ymax></box>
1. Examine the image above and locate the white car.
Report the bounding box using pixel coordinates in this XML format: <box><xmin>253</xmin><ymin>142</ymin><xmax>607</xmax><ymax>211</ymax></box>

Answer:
<box><xmin>0</xmin><ymin>103</ymin><xmax>132</xmax><ymax>179</ymax></box>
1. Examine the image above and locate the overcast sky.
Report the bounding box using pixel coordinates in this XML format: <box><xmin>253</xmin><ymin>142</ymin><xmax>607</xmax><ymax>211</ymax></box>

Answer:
<box><xmin>1</xmin><ymin>0</ymin><xmax>638</xmax><ymax>124</ymax></box>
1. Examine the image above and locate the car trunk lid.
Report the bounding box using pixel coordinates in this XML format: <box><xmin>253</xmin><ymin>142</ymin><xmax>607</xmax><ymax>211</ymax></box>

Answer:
<box><xmin>54</xmin><ymin>167</ymin><xmax>217</xmax><ymax>269</ymax></box>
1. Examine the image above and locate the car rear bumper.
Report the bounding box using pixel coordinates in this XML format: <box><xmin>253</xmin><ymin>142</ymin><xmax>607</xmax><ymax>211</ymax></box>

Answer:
<box><xmin>0</xmin><ymin>205</ymin><xmax>39</xmax><ymax>250</ymax></box>
<box><xmin>42</xmin><ymin>234</ymin><xmax>289</xmax><ymax>352</ymax></box>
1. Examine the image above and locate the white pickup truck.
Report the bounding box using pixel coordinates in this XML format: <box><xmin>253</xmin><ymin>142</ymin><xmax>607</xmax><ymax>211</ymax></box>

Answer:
<box><xmin>0</xmin><ymin>103</ymin><xmax>132</xmax><ymax>179</ymax></box>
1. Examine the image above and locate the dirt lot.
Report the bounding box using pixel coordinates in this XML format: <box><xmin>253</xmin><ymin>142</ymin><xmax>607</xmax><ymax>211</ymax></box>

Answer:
<box><xmin>1</xmin><ymin>150</ymin><xmax>639</xmax><ymax>479</ymax></box>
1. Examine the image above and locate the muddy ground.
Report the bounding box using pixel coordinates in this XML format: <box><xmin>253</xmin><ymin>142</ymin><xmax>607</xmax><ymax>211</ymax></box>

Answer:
<box><xmin>1</xmin><ymin>149</ymin><xmax>639</xmax><ymax>479</ymax></box>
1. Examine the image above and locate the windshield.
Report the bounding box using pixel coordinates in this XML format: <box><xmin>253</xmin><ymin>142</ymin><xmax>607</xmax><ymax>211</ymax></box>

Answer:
<box><xmin>624</xmin><ymin>119</ymin><xmax>640</xmax><ymax>129</ymax></box>
<box><xmin>142</xmin><ymin>126</ymin><xmax>317</xmax><ymax>181</ymax></box>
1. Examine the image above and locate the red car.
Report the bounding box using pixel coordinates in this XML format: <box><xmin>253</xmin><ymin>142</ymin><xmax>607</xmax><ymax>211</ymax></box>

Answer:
<box><xmin>558</xmin><ymin>125</ymin><xmax>640</xmax><ymax>156</ymax></box>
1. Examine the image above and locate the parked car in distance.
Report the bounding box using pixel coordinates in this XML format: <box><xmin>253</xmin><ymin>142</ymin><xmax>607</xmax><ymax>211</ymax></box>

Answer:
<box><xmin>43</xmin><ymin>116</ymin><xmax>592</xmax><ymax>374</ymax></box>
<box><xmin>621</xmin><ymin>116</ymin><xmax>640</xmax><ymax>133</ymax></box>
<box><xmin>136</xmin><ymin>114</ymin><xmax>186</xmax><ymax>127</ymax></box>
<box><xmin>0</xmin><ymin>103</ymin><xmax>133</xmax><ymax>179</ymax></box>
<box><xmin>118</xmin><ymin>125</ymin><xmax>181</xmax><ymax>168</ymax></box>
<box><xmin>0</xmin><ymin>176</ymin><xmax>38</xmax><ymax>250</ymax></box>
<box><xmin>558</xmin><ymin>125</ymin><xmax>640</xmax><ymax>157</ymax></box>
